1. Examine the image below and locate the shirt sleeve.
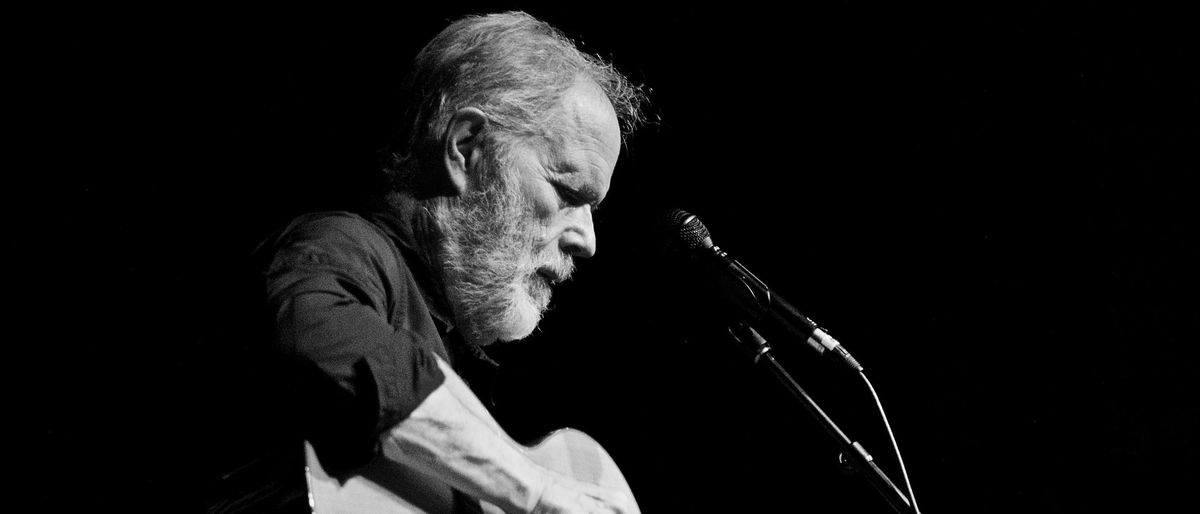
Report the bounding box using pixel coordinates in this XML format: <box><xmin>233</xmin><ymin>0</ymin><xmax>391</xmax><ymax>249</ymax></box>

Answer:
<box><xmin>261</xmin><ymin>213</ymin><xmax>446</xmax><ymax>473</ymax></box>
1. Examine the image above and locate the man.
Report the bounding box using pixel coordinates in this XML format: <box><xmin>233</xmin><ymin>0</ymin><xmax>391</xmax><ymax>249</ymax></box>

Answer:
<box><xmin>221</xmin><ymin>11</ymin><xmax>646</xmax><ymax>514</ymax></box>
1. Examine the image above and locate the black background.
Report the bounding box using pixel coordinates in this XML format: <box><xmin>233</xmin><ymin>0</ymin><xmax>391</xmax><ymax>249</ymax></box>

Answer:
<box><xmin>30</xmin><ymin>2</ymin><xmax>1196</xmax><ymax>512</ymax></box>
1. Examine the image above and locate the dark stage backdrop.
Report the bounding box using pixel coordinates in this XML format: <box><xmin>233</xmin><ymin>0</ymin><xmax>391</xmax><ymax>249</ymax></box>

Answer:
<box><xmin>32</xmin><ymin>3</ymin><xmax>1195</xmax><ymax>512</ymax></box>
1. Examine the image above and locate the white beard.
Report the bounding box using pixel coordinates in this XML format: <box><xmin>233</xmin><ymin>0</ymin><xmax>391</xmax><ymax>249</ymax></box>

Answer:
<box><xmin>427</xmin><ymin>154</ymin><xmax>574</xmax><ymax>346</ymax></box>
<box><xmin>499</xmin><ymin>241</ymin><xmax>573</xmax><ymax>341</ymax></box>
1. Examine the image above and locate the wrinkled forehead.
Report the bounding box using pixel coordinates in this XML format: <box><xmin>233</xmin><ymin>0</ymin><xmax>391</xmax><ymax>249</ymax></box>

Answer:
<box><xmin>562</xmin><ymin>80</ymin><xmax>621</xmax><ymax>155</ymax></box>
<box><xmin>547</xmin><ymin>80</ymin><xmax>622</xmax><ymax>190</ymax></box>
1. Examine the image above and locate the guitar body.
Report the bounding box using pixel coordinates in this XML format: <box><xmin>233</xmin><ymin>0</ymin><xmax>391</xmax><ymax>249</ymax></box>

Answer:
<box><xmin>304</xmin><ymin>429</ymin><xmax>636</xmax><ymax>513</ymax></box>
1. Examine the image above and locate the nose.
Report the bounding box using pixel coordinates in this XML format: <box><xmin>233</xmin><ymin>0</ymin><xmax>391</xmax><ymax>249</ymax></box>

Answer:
<box><xmin>557</xmin><ymin>206</ymin><xmax>597</xmax><ymax>258</ymax></box>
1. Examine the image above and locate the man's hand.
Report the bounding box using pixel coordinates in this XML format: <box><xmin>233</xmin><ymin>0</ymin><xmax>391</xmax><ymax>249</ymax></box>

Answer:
<box><xmin>532</xmin><ymin>471</ymin><xmax>640</xmax><ymax>514</ymax></box>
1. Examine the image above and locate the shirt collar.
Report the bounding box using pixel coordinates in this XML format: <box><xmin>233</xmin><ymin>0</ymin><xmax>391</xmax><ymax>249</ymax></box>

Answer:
<box><xmin>359</xmin><ymin>200</ymin><xmax>455</xmax><ymax>331</ymax></box>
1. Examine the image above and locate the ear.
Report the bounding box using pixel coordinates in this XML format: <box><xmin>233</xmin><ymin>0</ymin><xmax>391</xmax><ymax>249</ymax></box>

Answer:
<box><xmin>442</xmin><ymin>107</ymin><xmax>488</xmax><ymax>196</ymax></box>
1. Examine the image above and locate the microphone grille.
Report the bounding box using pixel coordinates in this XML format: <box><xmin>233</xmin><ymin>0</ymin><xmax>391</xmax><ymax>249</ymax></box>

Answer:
<box><xmin>666</xmin><ymin>209</ymin><xmax>713</xmax><ymax>250</ymax></box>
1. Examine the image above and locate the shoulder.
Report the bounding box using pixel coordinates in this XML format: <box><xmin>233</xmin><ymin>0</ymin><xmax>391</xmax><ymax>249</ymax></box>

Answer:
<box><xmin>259</xmin><ymin>211</ymin><xmax>404</xmax><ymax>278</ymax></box>
<box><xmin>274</xmin><ymin>211</ymin><xmax>389</xmax><ymax>248</ymax></box>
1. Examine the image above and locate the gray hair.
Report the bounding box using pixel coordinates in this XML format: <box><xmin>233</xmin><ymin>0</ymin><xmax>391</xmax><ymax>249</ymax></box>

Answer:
<box><xmin>384</xmin><ymin>11</ymin><xmax>648</xmax><ymax>190</ymax></box>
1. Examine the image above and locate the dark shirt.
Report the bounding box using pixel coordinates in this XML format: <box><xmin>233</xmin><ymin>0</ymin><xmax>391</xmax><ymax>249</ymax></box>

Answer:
<box><xmin>209</xmin><ymin>208</ymin><xmax>497</xmax><ymax>513</ymax></box>
<box><xmin>262</xmin><ymin>210</ymin><xmax>448</xmax><ymax>442</ymax></box>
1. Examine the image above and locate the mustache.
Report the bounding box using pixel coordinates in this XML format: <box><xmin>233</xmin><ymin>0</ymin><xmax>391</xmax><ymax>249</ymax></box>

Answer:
<box><xmin>535</xmin><ymin>245</ymin><xmax>576</xmax><ymax>284</ymax></box>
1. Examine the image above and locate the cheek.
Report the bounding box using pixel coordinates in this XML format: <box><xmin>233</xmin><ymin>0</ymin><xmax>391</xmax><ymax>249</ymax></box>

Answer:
<box><xmin>520</xmin><ymin>180</ymin><xmax>558</xmax><ymax>221</ymax></box>
<box><xmin>517</xmin><ymin>182</ymin><xmax>561</xmax><ymax>241</ymax></box>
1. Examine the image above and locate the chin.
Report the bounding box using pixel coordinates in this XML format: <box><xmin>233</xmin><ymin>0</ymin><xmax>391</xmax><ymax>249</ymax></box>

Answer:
<box><xmin>491</xmin><ymin>306</ymin><xmax>539</xmax><ymax>343</ymax></box>
<box><xmin>491</xmin><ymin>279</ymin><xmax>551</xmax><ymax>343</ymax></box>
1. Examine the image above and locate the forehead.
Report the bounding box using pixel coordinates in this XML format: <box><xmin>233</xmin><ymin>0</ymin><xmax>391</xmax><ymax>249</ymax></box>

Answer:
<box><xmin>546</xmin><ymin>80</ymin><xmax>622</xmax><ymax>193</ymax></box>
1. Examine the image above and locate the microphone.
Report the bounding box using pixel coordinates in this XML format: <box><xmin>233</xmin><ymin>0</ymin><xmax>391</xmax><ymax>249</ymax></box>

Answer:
<box><xmin>663</xmin><ymin>209</ymin><xmax>863</xmax><ymax>372</ymax></box>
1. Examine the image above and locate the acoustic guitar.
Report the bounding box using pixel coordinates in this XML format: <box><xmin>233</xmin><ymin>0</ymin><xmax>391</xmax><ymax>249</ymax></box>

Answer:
<box><xmin>304</xmin><ymin>428</ymin><xmax>638</xmax><ymax>513</ymax></box>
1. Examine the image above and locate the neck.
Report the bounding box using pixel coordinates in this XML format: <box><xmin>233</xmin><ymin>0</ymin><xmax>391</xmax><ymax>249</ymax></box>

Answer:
<box><xmin>385</xmin><ymin>190</ymin><xmax>457</xmax><ymax>315</ymax></box>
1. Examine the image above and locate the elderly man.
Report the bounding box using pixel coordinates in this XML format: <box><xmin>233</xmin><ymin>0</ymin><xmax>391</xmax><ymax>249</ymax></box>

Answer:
<box><xmin>226</xmin><ymin>11</ymin><xmax>646</xmax><ymax>514</ymax></box>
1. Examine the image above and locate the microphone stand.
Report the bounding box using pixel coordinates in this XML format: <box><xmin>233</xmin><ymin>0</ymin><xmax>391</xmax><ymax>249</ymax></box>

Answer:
<box><xmin>728</xmin><ymin>323</ymin><xmax>916</xmax><ymax>513</ymax></box>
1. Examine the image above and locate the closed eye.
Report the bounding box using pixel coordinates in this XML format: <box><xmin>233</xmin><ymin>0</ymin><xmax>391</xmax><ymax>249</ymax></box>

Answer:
<box><xmin>553</xmin><ymin>182</ymin><xmax>601</xmax><ymax>212</ymax></box>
